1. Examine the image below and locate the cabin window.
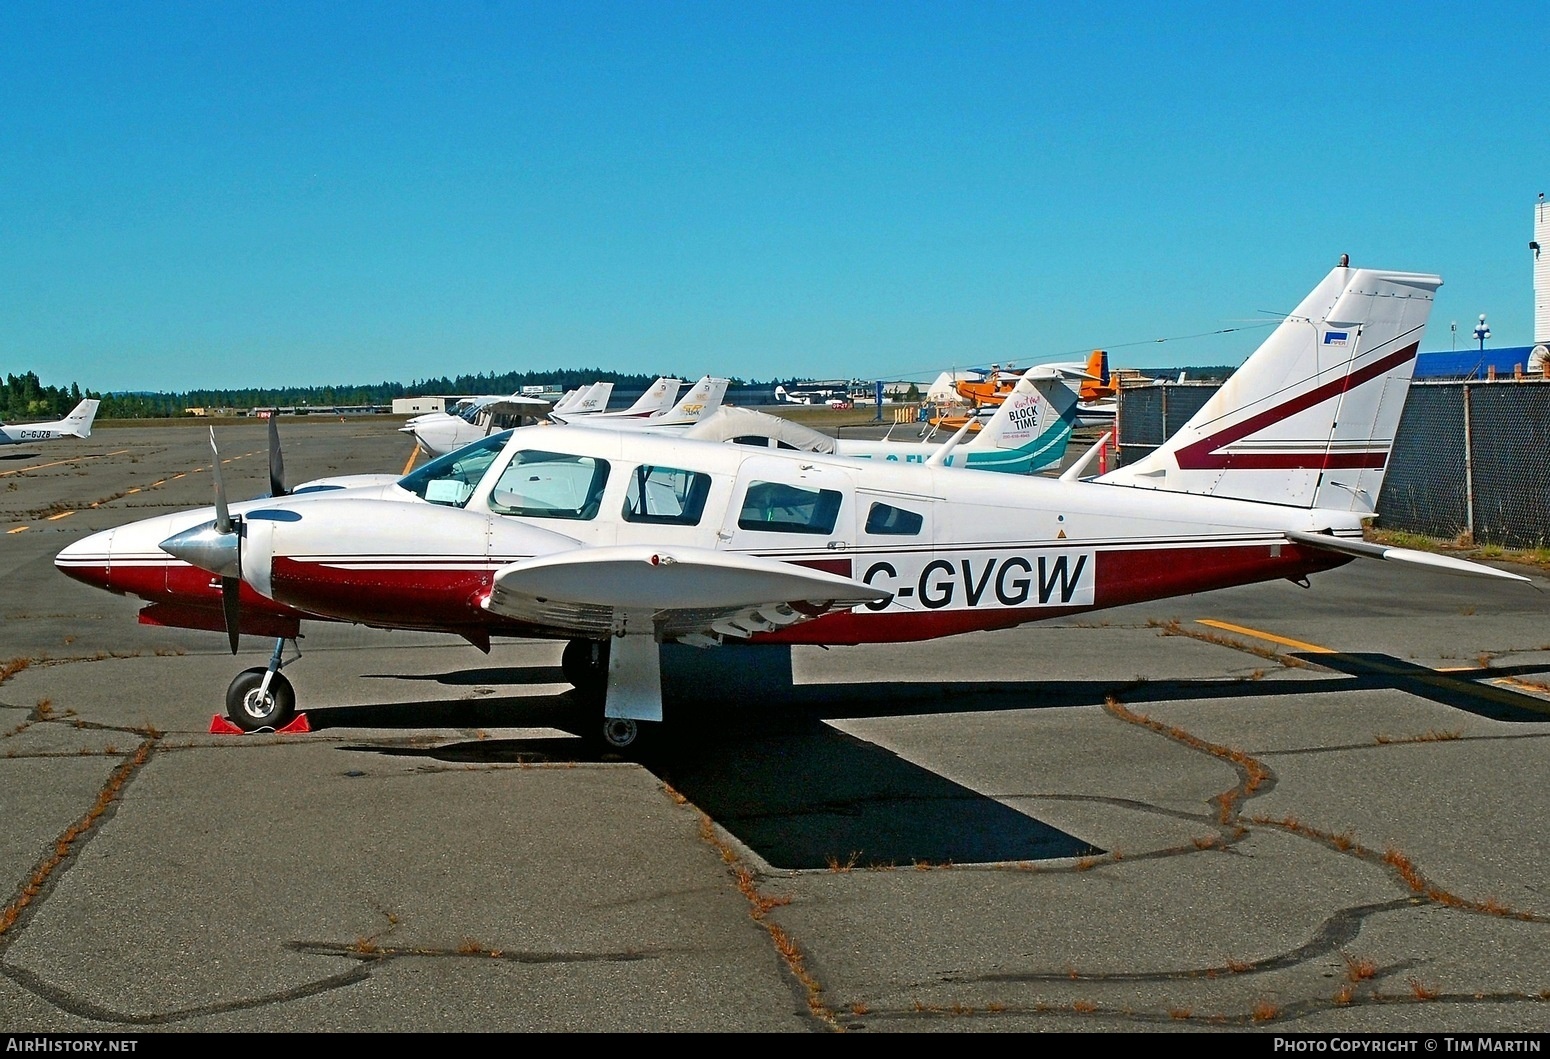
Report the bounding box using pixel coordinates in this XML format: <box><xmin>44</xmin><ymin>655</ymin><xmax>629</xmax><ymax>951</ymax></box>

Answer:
<box><xmin>737</xmin><ymin>481</ymin><xmax>841</xmax><ymax>534</ymax></box>
<box><xmin>864</xmin><ymin>502</ymin><xmax>923</xmax><ymax>536</ymax></box>
<box><xmin>398</xmin><ymin>431</ymin><xmax>511</xmax><ymax>508</ymax></box>
<box><xmin>488</xmin><ymin>450</ymin><xmax>610</xmax><ymax>520</ymax></box>
<box><xmin>623</xmin><ymin>465</ymin><xmax>712</xmax><ymax>525</ymax></box>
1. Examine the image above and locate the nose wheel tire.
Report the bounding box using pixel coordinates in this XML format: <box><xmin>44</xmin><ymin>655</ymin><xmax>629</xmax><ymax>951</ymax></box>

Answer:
<box><xmin>602</xmin><ymin>717</ymin><xmax>639</xmax><ymax>749</ymax></box>
<box><xmin>226</xmin><ymin>668</ymin><xmax>296</xmax><ymax>732</ymax></box>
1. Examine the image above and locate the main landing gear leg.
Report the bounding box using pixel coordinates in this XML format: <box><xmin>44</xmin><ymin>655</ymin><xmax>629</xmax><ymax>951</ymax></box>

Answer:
<box><xmin>225</xmin><ymin>636</ymin><xmax>300</xmax><ymax>732</ymax></box>
<box><xmin>561</xmin><ymin>636</ymin><xmax>662</xmax><ymax>752</ymax></box>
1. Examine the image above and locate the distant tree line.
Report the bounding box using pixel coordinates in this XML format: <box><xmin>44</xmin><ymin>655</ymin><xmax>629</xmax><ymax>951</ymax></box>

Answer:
<box><xmin>6</xmin><ymin>365</ymin><xmax>1235</xmax><ymax>422</ymax></box>
<box><xmin>2</xmin><ymin>368</ymin><xmax>759</xmax><ymax>421</ymax></box>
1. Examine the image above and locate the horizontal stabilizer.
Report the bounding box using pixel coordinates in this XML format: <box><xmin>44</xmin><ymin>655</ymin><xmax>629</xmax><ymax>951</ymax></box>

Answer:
<box><xmin>1058</xmin><ymin>431</ymin><xmax>1114</xmax><ymax>482</ymax></box>
<box><xmin>1285</xmin><ymin>530</ymin><xmax>1534</xmax><ymax>583</ymax></box>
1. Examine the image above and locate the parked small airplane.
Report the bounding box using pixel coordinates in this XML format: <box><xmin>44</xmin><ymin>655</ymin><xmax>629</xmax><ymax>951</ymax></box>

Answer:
<box><xmin>55</xmin><ymin>260</ymin><xmax>1534</xmax><ymax>751</ymax></box>
<box><xmin>399</xmin><ymin>393</ymin><xmax>553</xmax><ymax>458</ymax></box>
<box><xmin>687</xmin><ymin>365</ymin><xmax>1082</xmax><ymax>475</ymax></box>
<box><xmin>1</xmin><ymin>399</ymin><xmax>100</xmax><ymax>446</ymax></box>
<box><xmin>775</xmin><ymin>381</ymin><xmax>852</xmax><ymax>405</ymax></box>
<box><xmin>548</xmin><ymin>377</ymin><xmax>682</xmax><ymax>425</ymax></box>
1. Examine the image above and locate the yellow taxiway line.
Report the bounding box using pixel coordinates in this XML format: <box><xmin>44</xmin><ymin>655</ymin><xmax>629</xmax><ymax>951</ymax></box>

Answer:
<box><xmin>0</xmin><ymin>448</ymin><xmax>132</xmax><ymax>478</ymax></box>
<box><xmin>1196</xmin><ymin>618</ymin><xmax>1550</xmax><ymax>716</ymax></box>
<box><xmin>1195</xmin><ymin>619</ymin><xmax>1334</xmax><ymax>654</ymax></box>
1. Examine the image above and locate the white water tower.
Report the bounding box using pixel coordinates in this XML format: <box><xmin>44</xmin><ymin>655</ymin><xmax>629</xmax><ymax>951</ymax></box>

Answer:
<box><xmin>1535</xmin><ymin>192</ymin><xmax>1549</xmax><ymax>343</ymax></box>
<box><xmin>1534</xmin><ymin>193</ymin><xmax>1549</xmax><ymax>372</ymax></box>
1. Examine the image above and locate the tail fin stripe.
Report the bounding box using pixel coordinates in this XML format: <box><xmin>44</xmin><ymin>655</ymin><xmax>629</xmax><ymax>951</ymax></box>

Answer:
<box><xmin>1173</xmin><ymin>341</ymin><xmax>1418</xmax><ymax>471</ymax></box>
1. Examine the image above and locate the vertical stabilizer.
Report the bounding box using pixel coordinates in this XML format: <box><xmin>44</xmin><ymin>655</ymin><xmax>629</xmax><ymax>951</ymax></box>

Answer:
<box><xmin>1097</xmin><ymin>263</ymin><xmax>1441</xmax><ymax>512</ymax></box>
<box><xmin>656</xmin><ymin>376</ymin><xmax>730</xmax><ymax>424</ymax></box>
<box><xmin>958</xmin><ymin>367</ymin><xmax>1081</xmax><ymax>471</ymax></box>
<box><xmin>617</xmin><ymin>377</ymin><xmax>683</xmax><ymax>416</ymax></box>
<box><xmin>560</xmin><ymin>382</ymin><xmax>614</xmax><ymax>418</ymax></box>
<box><xmin>62</xmin><ymin>400</ymin><xmax>100</xmax><ymax>438</ymax></box>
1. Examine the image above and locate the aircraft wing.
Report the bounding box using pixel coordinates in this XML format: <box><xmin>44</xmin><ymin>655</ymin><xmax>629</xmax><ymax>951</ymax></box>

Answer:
<box><xmin>683</xmin><ymin>407</ymin><xmax>837</xmax><ymax>452</ymax></box>
<box><xmin>1285</xmin><ymin>530</ymin><xmax>1534</xmax><ymax>583</ymax></box>
<box><xmin>483</xmin><ymin>396</ymin><xmax>553</xmax><ymax>416</ymax></box>
<box><xmin>484</xmin><ymin>544</ymin><xmax>892</xmax><ymax>641</ymax></box>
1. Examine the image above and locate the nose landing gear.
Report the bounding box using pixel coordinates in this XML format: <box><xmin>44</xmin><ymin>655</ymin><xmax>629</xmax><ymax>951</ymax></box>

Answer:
<box><xmin>224</xmin><ymin>637</ymin><xmax>300</xmax><ymax>732</ymax></box>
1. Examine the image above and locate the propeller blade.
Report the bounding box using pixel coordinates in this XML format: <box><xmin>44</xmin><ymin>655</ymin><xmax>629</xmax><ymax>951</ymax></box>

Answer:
<box><xmin>209</xmin><ymin>428</ymin><xmax>233</xmax><ymax>535</ymax></box>
<box><xmin>207</xmin><ymin>427</ymin><xmax>242</xmax><ymax>652</ymax></box>
<box><xmin>268</xmin><ymin>415</ymin><xmax>288</xmax><ymax>497</ymax></box>
<box><xmin>221</xmin><ymin>576</ymin><xmax>241</xmax><ymax>654</ymax></box>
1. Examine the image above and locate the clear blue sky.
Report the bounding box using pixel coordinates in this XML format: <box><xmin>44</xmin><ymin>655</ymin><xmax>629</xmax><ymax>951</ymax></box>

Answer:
<box><xmin>2</xmin><ymin>1</ymin><xmax>1546</xmax><ymax>394</ymax></box>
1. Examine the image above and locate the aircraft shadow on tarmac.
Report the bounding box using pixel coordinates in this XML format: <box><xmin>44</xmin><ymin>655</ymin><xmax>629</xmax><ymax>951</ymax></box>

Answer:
<box><xmin>326</xmin><ymin>682</ymin><xmax>1103</xmax><ymax>872</ymax></box>
<box><xmin>309</xmin><ymin>645</ymin><xmax>1550</xmax><ymax>871</ymax></box>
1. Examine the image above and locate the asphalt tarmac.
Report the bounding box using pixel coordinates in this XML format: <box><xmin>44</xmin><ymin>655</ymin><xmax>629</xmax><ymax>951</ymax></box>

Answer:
<box><xmin>3</xmin><ymin>417</ymin><xmax>1550</xmax><ymax>1034</ymax></box>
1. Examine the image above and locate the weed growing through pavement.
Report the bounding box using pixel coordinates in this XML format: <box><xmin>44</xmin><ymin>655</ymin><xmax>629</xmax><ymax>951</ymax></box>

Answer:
<box><xmin>1343</xmin><ymin>953</ymin><xmax>1377</xmax><ymax>981</ymax></box>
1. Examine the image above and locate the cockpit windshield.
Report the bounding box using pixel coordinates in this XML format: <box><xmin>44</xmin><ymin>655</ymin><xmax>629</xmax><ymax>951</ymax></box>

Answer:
<box><xmin>398</xmin><ymin>430</ymin><xmax>512</xmax><ymax>507</ymax></box>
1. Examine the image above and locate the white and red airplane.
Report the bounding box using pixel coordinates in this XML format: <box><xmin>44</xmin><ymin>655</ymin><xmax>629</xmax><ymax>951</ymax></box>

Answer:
<box><xmin>54</xmin><ymin>261</ymin><xmax>1534</xmax><ymax>749</ymax></box>
<box><xmin>1</xmin><ymin>399</ymin><xmax>99</xmax><ymax>446</ymax></box>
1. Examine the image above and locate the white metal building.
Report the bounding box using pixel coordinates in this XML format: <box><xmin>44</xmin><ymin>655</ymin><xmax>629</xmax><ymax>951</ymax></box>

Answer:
<box><xmin>391</xmin><ymin>397</ymin><xmax>453</xmax><ymax>415</ymax></box>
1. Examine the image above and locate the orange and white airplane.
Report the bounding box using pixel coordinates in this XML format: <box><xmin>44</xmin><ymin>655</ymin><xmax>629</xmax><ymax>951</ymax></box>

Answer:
<box><xmin>939</xmin><ymin>350</ymin><xmax>1116</xmax><ymax>432</ymax></box>
<box><xmin>55</xmin><ymin>260</ymin><xmax>1533</xmax><ymax>749</ymax></box>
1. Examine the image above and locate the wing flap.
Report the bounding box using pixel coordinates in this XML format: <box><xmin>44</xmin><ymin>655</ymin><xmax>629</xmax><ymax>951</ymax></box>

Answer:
<box><xmin>484</xmin><ymin>545</ymin><xmax>893</xmax><ymax>639</ymax></box>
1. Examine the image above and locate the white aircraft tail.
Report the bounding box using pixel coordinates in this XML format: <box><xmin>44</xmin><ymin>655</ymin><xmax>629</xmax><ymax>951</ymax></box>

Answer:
<box><xmin>551</xmin><ymin>388</ymin><xmax>582</xmax><ymax>414</ymax></box>
<box><xmin>952</xmin><ymin>367</ymin><xmax>1082</xmax><ymax>470</ymax></box>
<box><xmin>562</xmin><ymin>382</ymin><xmax>614</xmax><ymax>417</ymax></box>
<box><xmin>655</xmin><ymin>376</ymin><xmax>730</xmax><ymax>424</ymax></box>
<box><xmin>1097</xmin><ymin>261</ymin><xmax>1441</xmax><ymax>512</ymax></box>
<box><xmin>617</xmin><ymin>377</ymin><xmax>683</xmax><ymax>416</ymax></box>
<box><xmin>60</xmin><ymin>399</ymin><xmax>100</xmax><ymax>438</ymax></box>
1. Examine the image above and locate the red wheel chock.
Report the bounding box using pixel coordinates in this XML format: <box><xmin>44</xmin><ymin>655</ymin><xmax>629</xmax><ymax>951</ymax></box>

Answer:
<box><xmin>208</xmin><ymin>713</ymin><xmax>312</xmax><ymax>735</ymax></box>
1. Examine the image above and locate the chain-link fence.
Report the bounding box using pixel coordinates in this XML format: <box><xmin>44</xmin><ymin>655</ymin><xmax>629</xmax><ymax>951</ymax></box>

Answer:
<box><xmin>1113</xmin><ymin>382</ymin><xmax>1224</xmax><ymax>465</ymax></box>
<box><xmin>1112</xmin><ymin>378</ymin><xmax>1550</xmax><ymax>549</ymax></box>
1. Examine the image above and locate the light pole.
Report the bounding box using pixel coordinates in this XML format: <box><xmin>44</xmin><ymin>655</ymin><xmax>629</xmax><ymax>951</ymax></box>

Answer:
<box><xmin>1473</xmin><ymin>314</ymin><xmax>1490</xmax><ymax>351</ymax></box>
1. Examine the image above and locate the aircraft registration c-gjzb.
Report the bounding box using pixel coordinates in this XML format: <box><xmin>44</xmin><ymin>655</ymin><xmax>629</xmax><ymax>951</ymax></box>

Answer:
<box><xmin>0</xmin><ymin>399</ymin><xmax>99</xmax><ymax>446</ymax></box>
<box><xmin>54</xmin><ymin>261</ymin><xmax>1535</xmax><ymax>749</ymax></box>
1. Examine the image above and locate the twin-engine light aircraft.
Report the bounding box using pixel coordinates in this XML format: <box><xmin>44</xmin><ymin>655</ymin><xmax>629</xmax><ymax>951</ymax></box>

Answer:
<box><xmin>55</xmin><ymin>262</ymin><xmax>1534</xmax><ymax>749</ymax></box>
<box><xmin>1</xmin><ymin>399</ymin><xmax>99</xmax><ymax>445</ymax></box>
